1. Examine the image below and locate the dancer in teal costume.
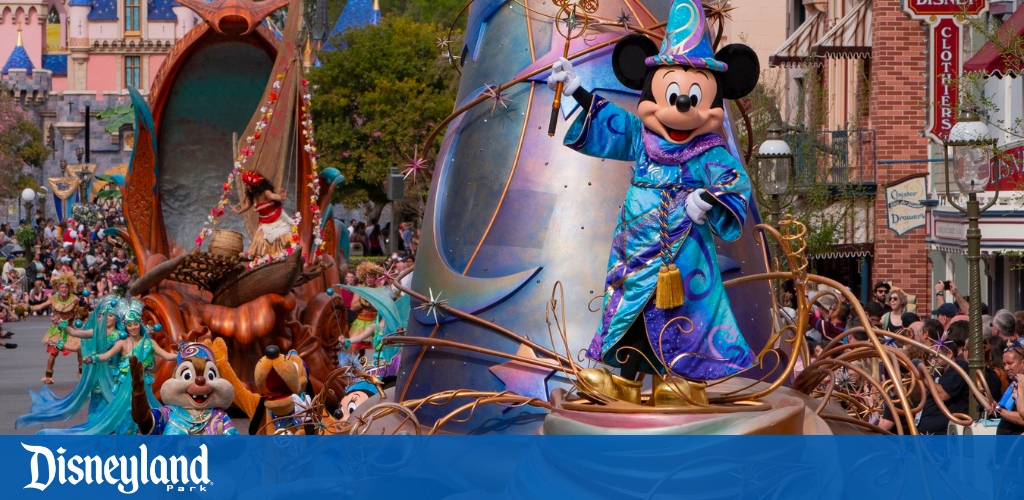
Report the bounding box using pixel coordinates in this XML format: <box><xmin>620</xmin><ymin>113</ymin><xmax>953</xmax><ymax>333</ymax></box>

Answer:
<box><xmin>17</xmin><ymin>296</ymin><xmax>121</xmax><ymax>430</ymax></box>
<box><xmin>17</xmin><ymin>297</ymin><xmax>175</xmax><ymax>434</ymax></box>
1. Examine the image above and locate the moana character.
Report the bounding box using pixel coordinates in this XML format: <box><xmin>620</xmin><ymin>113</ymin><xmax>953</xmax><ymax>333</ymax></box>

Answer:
<box><xmin>547</xmin><ymin>0</ymin><xmax>759</xmax><ymax>405</ymax></box>
<box><xmin>131</xmin><ymin>342</ymin><xmax>238</xmax><ymax>435</ymax></box>
<box><xmin>232</xmin><ymin>170</ymin><xmax>293</xmax><ymax>258</ymax></box>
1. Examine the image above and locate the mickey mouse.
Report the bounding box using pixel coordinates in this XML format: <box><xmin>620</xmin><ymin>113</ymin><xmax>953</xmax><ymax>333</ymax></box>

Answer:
<box><xmin>547</xmin><ymin>0</ymin><xmax>759</xmax><ymax>406</ymax></box>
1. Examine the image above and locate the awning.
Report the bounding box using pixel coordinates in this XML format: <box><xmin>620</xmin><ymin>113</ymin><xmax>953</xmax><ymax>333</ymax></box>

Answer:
<box><xmin>769</xmin><ymin>10</ymin><xmax>827</xmax><ymax>67</ymax></box>
<box><xmin>808</xmin><ymin>243</ymin><xmax>873</xmax><ymax>260</ymax></box>
<box><xmin>812</xmin><ymin>0</ymin><xmax>872</xmax><ymax>59</ymax></box>
<box><xmin>964</xmin><ymin>6</ymin><xmax>1024</xmax><ymax>77</ymax></box>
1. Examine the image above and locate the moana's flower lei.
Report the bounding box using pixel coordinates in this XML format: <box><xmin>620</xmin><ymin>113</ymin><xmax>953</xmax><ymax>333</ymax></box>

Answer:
<box><xmin>195</xmin><ymin>71</ymin><xmax>287</xmax><ymax>246</ymax></box>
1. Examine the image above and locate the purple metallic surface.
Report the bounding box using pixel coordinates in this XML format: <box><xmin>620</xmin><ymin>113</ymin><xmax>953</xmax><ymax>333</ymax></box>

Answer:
<box><xmin>399</xmin><ymin>0</ymin><xmax>773</xmax><ymax>434</ymax></box>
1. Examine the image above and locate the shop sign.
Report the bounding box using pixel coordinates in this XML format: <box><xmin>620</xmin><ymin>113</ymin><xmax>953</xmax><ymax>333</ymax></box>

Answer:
<box><xmin>988</xmin><ymin>141</ymin><xmax>1024</xmax><ymax>191</ymax></box>
<box><xmin>886</xmin><ymin>174</ymin><xmax>929</xmax><ymax>236</ymax></box>
<box><xmin>902</xmin><ymin>1</ymin><xmax>989</xmax><ymax>143</ymax></box>
<box><xmin>934</xmin><ymin>220</ymin><xmax>967</xmax><ymax>240</ymax></box>
<box><xmin>903</xmin><ymin>0</ymin><xmax>986</xmax><ymax>19</ymax></box>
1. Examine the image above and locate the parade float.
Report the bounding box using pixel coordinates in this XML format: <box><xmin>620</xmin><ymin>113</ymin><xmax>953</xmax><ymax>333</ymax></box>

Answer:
<box><xmin>21</xmin><ymin>0</ymin><xmax>995</xmax><ymax>437</ymax></box>
<box><xmin>116</xmin><ymin>0</ymin><xmax>347</xmax><ymax>401</ymax></box>
<box><xmin>338</xmin><ymin>0</ymin><xmax>995</xmax><ymax>436</ymax></box>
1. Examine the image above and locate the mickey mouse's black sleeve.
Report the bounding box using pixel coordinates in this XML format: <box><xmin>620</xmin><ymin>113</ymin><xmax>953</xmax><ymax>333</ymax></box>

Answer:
<box><xmin>572</xmin><ymin>87</ymin><xmax>593</xmax><ymax>114</ymax></box>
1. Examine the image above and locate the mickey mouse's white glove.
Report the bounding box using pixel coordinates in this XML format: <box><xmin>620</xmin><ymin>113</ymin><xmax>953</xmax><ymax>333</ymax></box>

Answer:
<box><xmin>684</xmin><ymin>189</ymin><xmax>714</xmax><ymax>225</ymax></box>
<box><xmin>547</xmin><ymin>57</ymin><xmax>581</xmax><ymax>96</ymax></box>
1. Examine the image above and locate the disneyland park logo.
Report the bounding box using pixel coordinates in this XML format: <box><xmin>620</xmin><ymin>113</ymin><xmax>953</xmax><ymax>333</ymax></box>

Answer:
<box><xmin>21</xmin><ymin>443</ymin><xmax>212</xmax><ymax>494</ymax></box>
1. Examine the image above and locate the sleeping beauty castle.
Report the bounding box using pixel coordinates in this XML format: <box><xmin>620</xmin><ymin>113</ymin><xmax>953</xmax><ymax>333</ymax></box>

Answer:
<box><xmin>0</xmin><ymin>0</ymin><xmax>375</xmax><ymax>222</ymax></box>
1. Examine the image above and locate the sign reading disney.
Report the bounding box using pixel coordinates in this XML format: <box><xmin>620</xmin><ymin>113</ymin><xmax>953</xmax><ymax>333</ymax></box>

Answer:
<box><xmin>21</xmin><ymin>443</ymin><xmax>211</xmax><ymax>494</ymax></box>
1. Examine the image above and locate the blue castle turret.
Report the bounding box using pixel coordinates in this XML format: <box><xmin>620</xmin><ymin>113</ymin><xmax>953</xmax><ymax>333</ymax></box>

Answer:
<box><xmin>2</xmin><ymin>23</ymin><xmax>34</xmax><ymax>75</ymax></box>
<box><xmin>322</xmin><ymin>0</ymin><xmax>381</xmax><ymax>51</ymax></box>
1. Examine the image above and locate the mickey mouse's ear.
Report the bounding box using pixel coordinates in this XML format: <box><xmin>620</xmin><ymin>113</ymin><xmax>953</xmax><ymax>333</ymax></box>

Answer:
<box><xmin>715</xmin><ymin>44</ymin><xmax>760</xmax><ymax>100</ymax></box>
<box><xmin>612</xmin><ymin>34</ymin><xmax>658</xmax><ymax>91</ymax></box>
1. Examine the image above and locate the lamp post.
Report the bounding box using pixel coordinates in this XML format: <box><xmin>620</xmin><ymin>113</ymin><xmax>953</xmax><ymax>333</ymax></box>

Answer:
<box><xmin>21</xmin><ymin>188</ymin><xmax>36</xmax><ymax>223</ymax></box>
<box><xmin>755</xmin><ymin>122</ymin><xmax>794</xmax><ymax>226</ymax></box>
<box><xmin>942</xmin><ymin>108</ymin><xmax>999</xmax><ymax>419</ymax></box>
<box><xmin>77</xmin><ymin>167</ymin><xmax>93</xmax><ymax>203</ymax></box>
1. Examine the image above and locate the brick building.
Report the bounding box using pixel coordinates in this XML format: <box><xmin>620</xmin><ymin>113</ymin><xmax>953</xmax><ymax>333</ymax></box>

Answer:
<box><xmin>769</xmin><ymin>0</ymin><xmax>936</xmax><ymax>311</ymax></box>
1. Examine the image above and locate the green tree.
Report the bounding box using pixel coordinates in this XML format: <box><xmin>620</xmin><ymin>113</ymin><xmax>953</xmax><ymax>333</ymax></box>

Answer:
<box><xmin>309</xmin><ymin>15</ymin><xmax>459</xmax><ymax>217</ymax></box>
<box><xmin>0</xmin><ymin>87</ymin><xmax>47</xmax><ymax>201</ymax></box>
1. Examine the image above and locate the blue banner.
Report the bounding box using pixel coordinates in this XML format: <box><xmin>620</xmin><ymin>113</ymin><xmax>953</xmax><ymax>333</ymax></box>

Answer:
<box><xmin>1</xmin><ymin>436</ymin><xmax>1023</xmax><ymax>499</ymax></box>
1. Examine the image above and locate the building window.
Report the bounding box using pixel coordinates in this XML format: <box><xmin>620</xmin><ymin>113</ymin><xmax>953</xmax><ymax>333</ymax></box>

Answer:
<box><xmin>46</xmin><ymin>7</ymin><xmax>61</xmax><ymax>51</ymax></box>
<box><xmin>124</xmin><ymin>56</ymin><xmax>141</xmax><ymax>90</ymax></box>
<box><xmin>124</xmin><ymin>0</ymin><xmax>140</xmax><ymax>33</ymax></box>
<box><xmin>788</xmin><ymin>0</ymin><xmax>806</xmax><ymax>36</ymax></box>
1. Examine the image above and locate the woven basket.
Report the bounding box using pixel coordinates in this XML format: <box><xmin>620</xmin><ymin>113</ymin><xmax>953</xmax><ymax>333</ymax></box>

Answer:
<box><xmin>208</xmin><ymin>229</ymin><xmax>244</xmax><ymax>258</ymax></box>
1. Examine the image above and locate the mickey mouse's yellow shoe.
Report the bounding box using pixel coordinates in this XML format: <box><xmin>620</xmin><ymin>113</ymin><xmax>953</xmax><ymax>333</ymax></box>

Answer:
<box><xmin>653</xmin><ymin>376</ymin><xmax>708</xmax><ymax>407</ymax></box>
<box><xmin>576</xmin><ymin>367</ymin><xmax>642</xmax><ymax>405</ymax></box>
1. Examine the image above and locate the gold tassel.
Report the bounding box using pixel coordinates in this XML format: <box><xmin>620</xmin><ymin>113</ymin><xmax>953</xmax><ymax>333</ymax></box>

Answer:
<box><xmin>655</xmin><ymin>264</ymin><xmax>684</xmax><ymax>309</ymax></box>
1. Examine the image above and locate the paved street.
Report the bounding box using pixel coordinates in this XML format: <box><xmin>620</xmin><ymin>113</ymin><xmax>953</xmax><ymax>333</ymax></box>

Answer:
<box><xmin>0</xmin><ymin>317</ymin><xmax>256</xmax><ymax>435</ymax></box>
<box><xmin>0</xmin><ymin>316</ymin><xmax>88</xmax><ymax>434</ymax></box>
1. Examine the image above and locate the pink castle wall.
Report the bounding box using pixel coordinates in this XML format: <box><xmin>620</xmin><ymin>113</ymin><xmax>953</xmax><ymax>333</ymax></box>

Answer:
<box><xmin>0</xmin><ymin>7</ymin><xmax>43</xmax><ymax>69</ymax></box>
<box><xmin>148</xmin><ymin>54</ymin><xmax>166</xmax><ymax>85</ymax></box>
<box><xmin>86</xmin><ymin>53</ymin><xmax>118</xmax><ymax>95</ymax></box>
<box><xmin>89</xmin><ymin>20</ymin><xmax>117</xmax><ymax>40</ymax></box>
<box><xmin>51</xmin><ymin>75</ymin><xmax>66</xmax><ymax>92</ymax></box>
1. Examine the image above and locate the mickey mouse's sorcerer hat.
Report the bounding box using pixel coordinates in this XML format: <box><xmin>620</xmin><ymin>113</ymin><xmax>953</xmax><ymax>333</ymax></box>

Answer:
<box><xmin>646</xmin><ymin>0</ymin><xmax>727</xmax><ymax>72</ymax></box>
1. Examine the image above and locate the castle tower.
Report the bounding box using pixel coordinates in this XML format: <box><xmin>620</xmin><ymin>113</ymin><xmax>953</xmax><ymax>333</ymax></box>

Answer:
<box><xmin>2</xmin><ymin>21</ymin><xmax>34</xmax><ymax>75</ymax></box>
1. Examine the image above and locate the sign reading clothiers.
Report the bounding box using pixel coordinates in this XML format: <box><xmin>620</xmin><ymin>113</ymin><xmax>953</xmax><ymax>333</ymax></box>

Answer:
<box><xmin>903</xmin><ymin>0</ymin><xmax>989</xmax><ymax>143</ymax></box>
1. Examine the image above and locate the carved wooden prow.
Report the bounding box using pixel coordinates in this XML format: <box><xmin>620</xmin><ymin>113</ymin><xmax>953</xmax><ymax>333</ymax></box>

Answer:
<box><xmin>176</xmin><ymin>0</ymin><xmax>290</xmax><ymax>36</ymax></box>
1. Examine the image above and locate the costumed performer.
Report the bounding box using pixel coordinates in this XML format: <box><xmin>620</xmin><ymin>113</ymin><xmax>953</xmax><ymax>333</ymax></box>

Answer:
<box><xmin>32</xmin><ymin>271</ymin><xmax>82</xmax><ymax>384</ymax></box>
<box><xmin>131</xmin><ymin>342</ymin><xmax>238</xmax><ymax>435</ymax></box>
<box><xmin>29</xmin><ymin>298</ymin><xmax>171</xmax><ymax>434</ymax></box>
<box><xmin>16</xmin><ymin>295</ymin><xmax>120</xmax><ymax>430</ymax></box>
<box><xmin>232</xmin><ymin>170</ymin><xmax>292</xmax><ymax>258</ymax></box>
<box><xmin>202</xmin><ymin>337</ymin><xmax>317</xmax><ymax>435</ymax></box>
<box><xmin>546</xmin><ymin>0</ymin><xmax>759</xmax><ymax>406</ymax></box>
<box><xmin>338</xmin><ymin>262</ymin><xmax>408</xmax><ymax>374</ymax></box>
<box><xmin>341</xmin><ymin>261</ymin><xmax>385</xmax><ymax>361</ymax></box>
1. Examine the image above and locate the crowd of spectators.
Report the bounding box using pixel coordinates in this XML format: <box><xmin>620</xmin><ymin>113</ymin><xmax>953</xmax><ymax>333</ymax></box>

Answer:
<box><xmin>346</xmin><ymin>218</ymin><xmax>418</xmax><ymax>257</ymax></box>
<box><xmin>0</xmin><ymin>204</ymin><xmax>135</xmax><ymax>339</ymax></box>
<box><xmin>788</xmin><ymin>279</ymin><xmax>1024</xmax><ymax>435</ymax></box>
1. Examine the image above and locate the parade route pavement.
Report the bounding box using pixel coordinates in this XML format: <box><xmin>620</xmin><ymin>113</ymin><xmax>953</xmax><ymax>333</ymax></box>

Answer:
<box><xmin>0</xmin><ymin>316</ymin><xmax>87</xmax><ymax>434</ymax></box>
<box><xmin>1</xmin><ymin>316</ymin><xmax>256</xmax><ymax>435</ymax></box>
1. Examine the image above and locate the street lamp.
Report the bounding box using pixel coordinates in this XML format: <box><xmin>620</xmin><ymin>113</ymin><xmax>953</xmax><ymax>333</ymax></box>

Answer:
<box><xmin>21</xmin><ymin>187</ymin><xmax>36</xmax><ymax>221</ymax></box>
<box><xmin>59</xmin><ymin>159</ymin><xmax>67</xmax><ymax>175</ymax></box>
<box><xmin>756</xmin><ymin>122</ymin><xmax>793</xmax><ymax>225</ymax></box>
<box><xmin>77</xmin><ymin>166</ymin><xmax>93</xmax><ymax>202</ymax></box>
<box><xmin>942</xmin><ymin>108</ymin><xmax>999</xmax><ymax>418</ymax></box>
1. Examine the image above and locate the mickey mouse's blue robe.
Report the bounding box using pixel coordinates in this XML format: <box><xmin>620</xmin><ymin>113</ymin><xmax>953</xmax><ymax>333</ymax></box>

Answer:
<box><xmin>566</xmin><ymin>95</ymin><xmax>754</xmax><ymax>380</ymax></box>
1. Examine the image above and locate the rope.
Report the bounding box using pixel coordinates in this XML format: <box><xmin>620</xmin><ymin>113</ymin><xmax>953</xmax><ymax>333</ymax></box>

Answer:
<box><xmin>629</xmin><ymin>180</ymin><xmax>700</xmax><ymax>265</ymax></box>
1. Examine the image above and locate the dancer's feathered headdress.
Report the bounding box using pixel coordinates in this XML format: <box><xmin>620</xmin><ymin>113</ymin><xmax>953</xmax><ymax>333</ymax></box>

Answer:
<box><xmin>115</xmin><ymin>297</ymin><xmax>144</xmax><ymax>325</ymax></box>
<box><xmin>355</xmin><ymin>261</ymin><xmax>385</xmax><ymax>285</ymax></box>
<box><xmin>52</xmin><ymin>271</ymin><xmax>77</xmax><ymax>290</ymax></box>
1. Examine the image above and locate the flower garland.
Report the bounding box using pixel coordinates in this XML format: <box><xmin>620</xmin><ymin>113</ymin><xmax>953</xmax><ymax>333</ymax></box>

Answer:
<box><xmin>299</xmin><ymin>77</ymin><xmax>326</xmax><ymax>261</ymax></box>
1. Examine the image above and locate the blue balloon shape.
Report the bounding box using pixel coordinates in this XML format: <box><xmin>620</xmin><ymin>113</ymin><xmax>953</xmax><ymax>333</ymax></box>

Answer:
<box><xmin>153</xmin><ymin>324</ymin><xmax>163</xmax><ymax>332</ymax></box>
<box><xmin>74</xmin><ymin>320</ymin><xmax>83</xmax><ymax>328</ymax></box>
<box><xmin>326</xmin><ymin>287</ymin><xmax>334</xmax><ymax>296</ymax></box>
<box><xmin>82</xmin><ymin>290</ymin><xmax>90</xmax><ymax>297</ymax></box>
